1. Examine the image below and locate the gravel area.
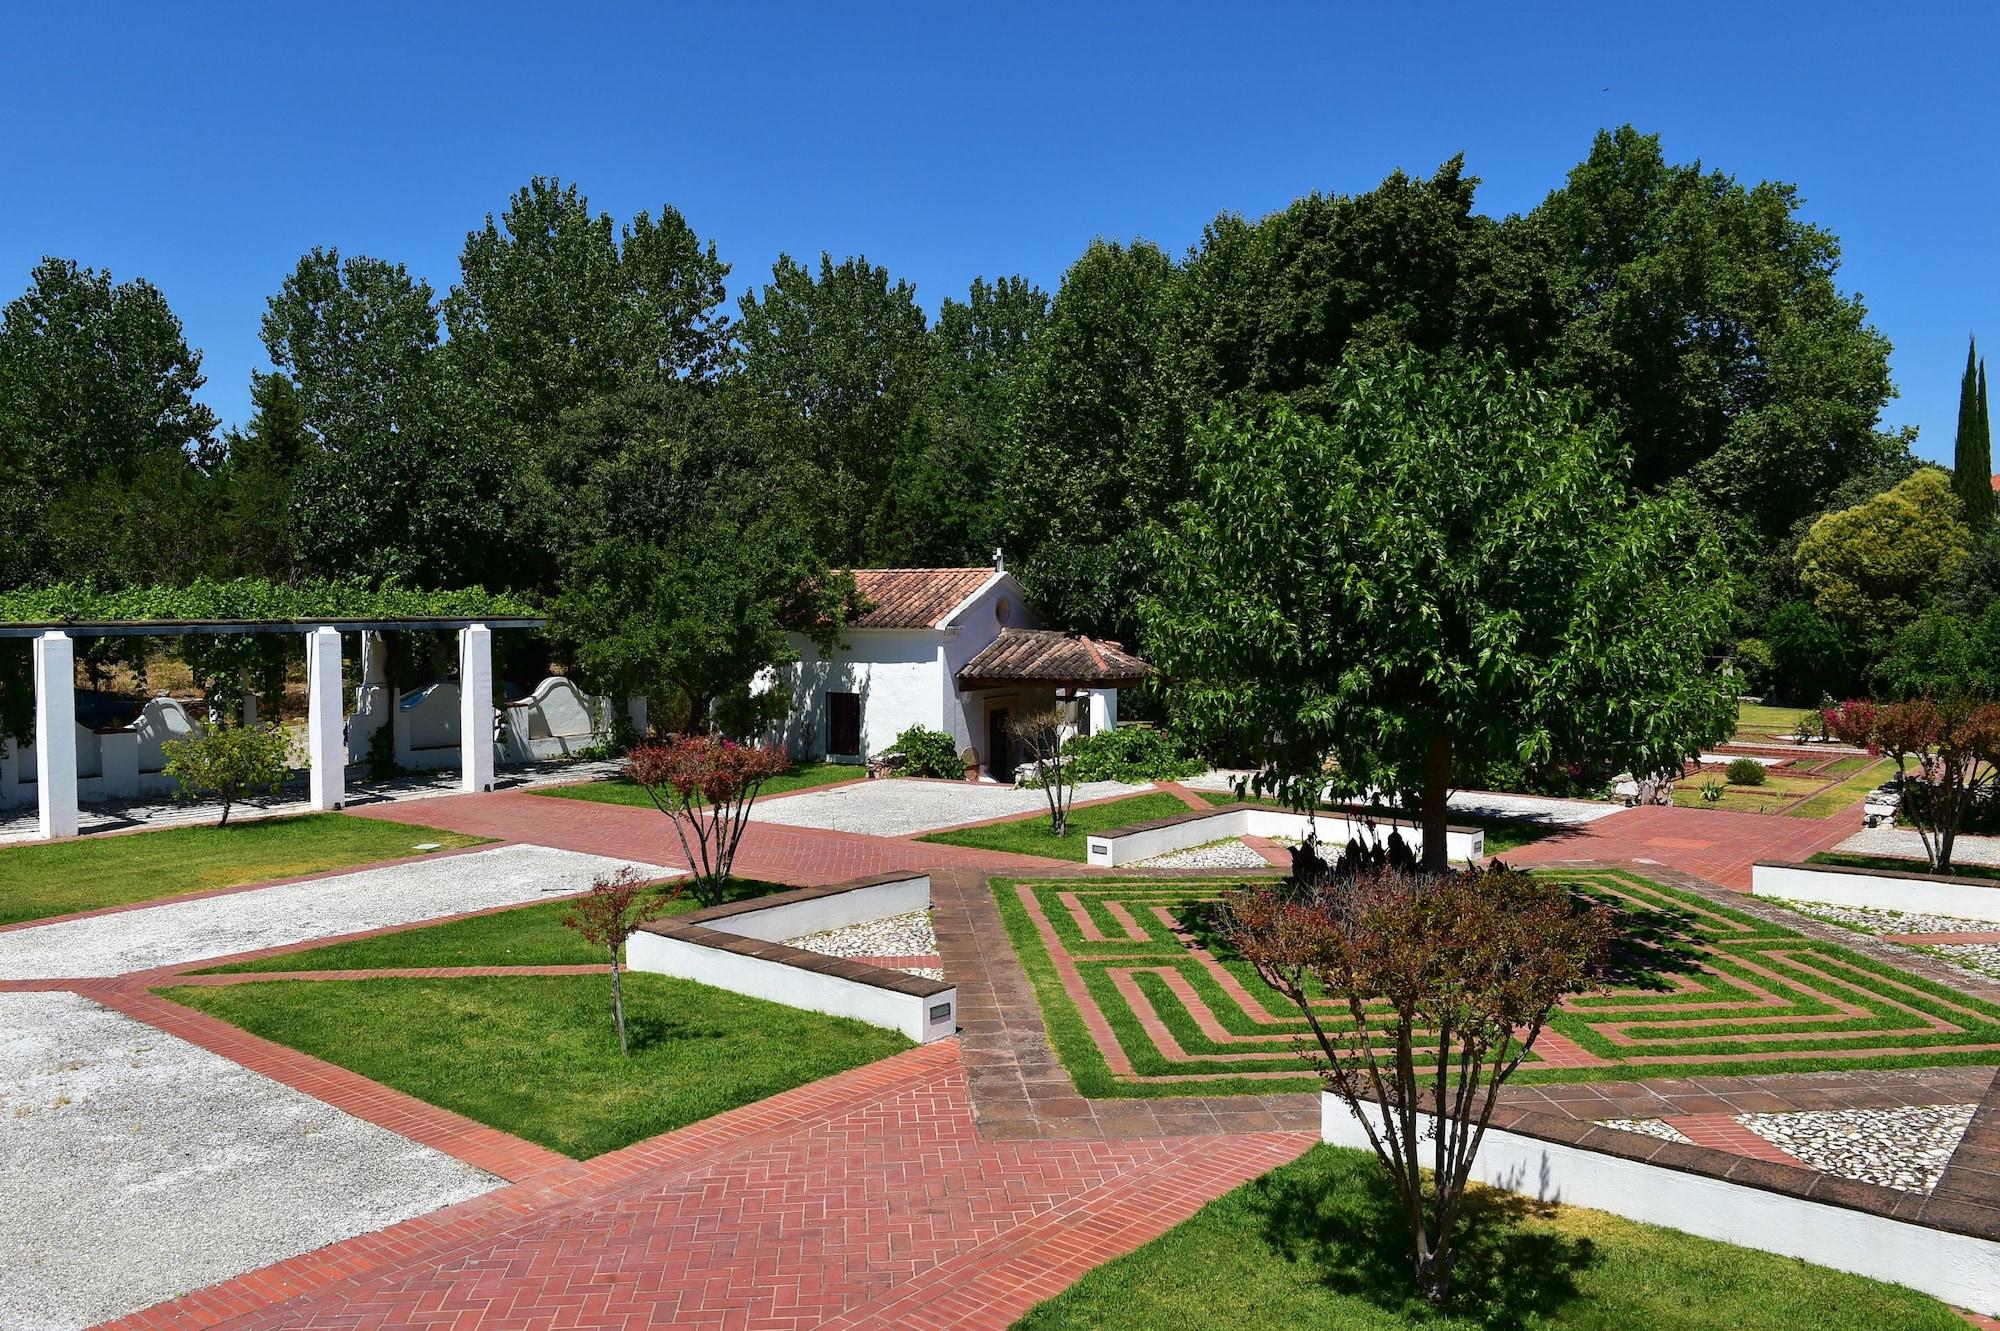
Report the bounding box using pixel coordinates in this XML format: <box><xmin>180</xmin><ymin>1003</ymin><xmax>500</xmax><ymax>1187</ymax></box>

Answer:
<box><xmin>0</xmin><ymin>845</ymin><xmax>670</xmax><ymax>980</ymax></box>
<box><xmin>786</xmin><ymin>910</ymin><xmax>936</xmax><ymax>959</ymax></box>
<box><xmin>745</xmin><ymin>778</ymin><xmax>1149</xmax><ymax>837</ymax></box>
<box><xmin>1135</xmin><ymin>837</ymin><xmax>1273</xmax><ymax>869</ymax></box>
<box><xmin>0</xmin><ymin>991</ymin><xmax>499</xmax><ymax>1331</ymax></box>
<box><xmin>1780</xmin><ymin>900</ymin><xmax>2000</xmax><ymax>981</ymax></box>
<box><xmin>1597</xmin><ymin>1118</ymin><xmax>1693</xmax><ymax>1144</ymax></box>
<box><xmin>1835</xmin><ymin>824</ymin><xmax>2000</xmax><ymax>866</ymax></box>
<box><xmin>1739</xmin><ymin>1104</ymin><xmax>1978</xmax><ymax>1194</ymax></box>
<box><xmin>1180</xmin><ymin>773</ymin><xmax>1620</xmax><ymax>827</ymax></box>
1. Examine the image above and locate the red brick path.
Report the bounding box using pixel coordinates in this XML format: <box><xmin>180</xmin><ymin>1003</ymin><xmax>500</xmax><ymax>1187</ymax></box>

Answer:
<box><xmin>1504</xmin><ymin>802</ymin><xmax>1862</xmax><ymax>889</ymax></box>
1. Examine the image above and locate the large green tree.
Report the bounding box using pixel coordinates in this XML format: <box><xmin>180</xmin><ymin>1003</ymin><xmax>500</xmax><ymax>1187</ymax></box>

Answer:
<box><xmin>0</xmin><ymin>259</ymin><xmax>219</xmax><ymax>587</ymax></box>
<box><xmin>1143</xmin><ymin>351</ymin><xmax>1736</xmax><ymax>871</ymax></box>
<box><xmin>1955</xmin><ymin>338</ymin><xmax>1995</xmax><ymax>530</ymax></box>
<box><xmin>1794</xmin><ymin>467</ymin><xmax>1970</xmax><ymax>640</ymax></box>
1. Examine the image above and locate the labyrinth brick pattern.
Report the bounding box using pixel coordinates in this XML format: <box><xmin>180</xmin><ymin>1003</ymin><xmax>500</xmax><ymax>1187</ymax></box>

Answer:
<box><xmin>998</xmin><ymin>870</ymin><xmax>2000</xmax><ymax>1096</ymax></box>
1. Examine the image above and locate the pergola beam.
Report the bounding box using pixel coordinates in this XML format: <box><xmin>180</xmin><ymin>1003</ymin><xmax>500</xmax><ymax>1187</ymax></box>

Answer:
<box><xmin>0</xmin><ymin>616</ymin><xmax>544</xmax><ymax>639</ymax></box>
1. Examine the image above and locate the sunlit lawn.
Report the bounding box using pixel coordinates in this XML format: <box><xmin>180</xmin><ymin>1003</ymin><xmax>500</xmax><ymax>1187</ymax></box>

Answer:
<box><xmin>1787</xmin><ymin>758</ymin><xmax>1893</xmax><ymax>820</ymax></box>
<box><xmin>1670</xmin><ymin>771</ymin><xmax>1825</xmax><ymax>814</ymax></box>
<box><xmin>0</xmin><ymin>814</ymin><xmax>486</xmax><ymax>927</ymax></box>
<box><xmin>529</xmin><ymin>761</ymin><xmax>859</xmax><ymax>809</ymax></box>
<box><xmin>1733</xmin><ymin>699</ymin><xmax>1813</xmax><ymax>742</ymax></box>
<box><xmin>919</xmin><ymin>791</ymin><xmax>1195</xmax><ymax>862</ymax></box>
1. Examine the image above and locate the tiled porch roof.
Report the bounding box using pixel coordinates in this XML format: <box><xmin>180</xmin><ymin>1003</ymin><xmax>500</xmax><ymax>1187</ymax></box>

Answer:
<box><xmin>955</xmin><ymin>628</ymin><xmax>1151</xmax><ymax>689</ymax></box>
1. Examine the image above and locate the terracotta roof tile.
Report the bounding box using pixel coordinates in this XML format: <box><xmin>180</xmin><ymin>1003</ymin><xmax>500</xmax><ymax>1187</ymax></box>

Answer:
<box><xmin>955</xmin><ymin>628</ymin><xmax>1152</xmax><ymax>688</ymax></box>
<box><xmin>848</xmin><ymin>568</ymin><xmax>996</xmax><ymax>628</ymax></box>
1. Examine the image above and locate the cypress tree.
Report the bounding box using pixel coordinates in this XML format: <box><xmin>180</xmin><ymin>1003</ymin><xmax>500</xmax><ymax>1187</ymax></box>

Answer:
<box><xmin>1954</xmin><ymin>337</ymin><xmax>1995</xmax><ymax>529</ymax></box>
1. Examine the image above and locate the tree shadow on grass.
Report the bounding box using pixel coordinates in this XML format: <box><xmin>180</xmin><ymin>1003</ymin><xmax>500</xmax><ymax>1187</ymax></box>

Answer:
<box><xmin>1249</xmin><ymin>1155</ymin><xmax>1598</xmax><ymax>1330</ymax></box>
<box><xmin>1581</xmin><ymin>887</ymin><xmax>1712</xmax><ymax>993</ymax></box>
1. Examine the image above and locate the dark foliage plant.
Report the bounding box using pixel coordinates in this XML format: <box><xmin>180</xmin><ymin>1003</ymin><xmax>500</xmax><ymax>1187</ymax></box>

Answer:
<box><xmin>887</xmin><ymin>725</ymin><xmax>962</xmax><ymax>779</ymax></box>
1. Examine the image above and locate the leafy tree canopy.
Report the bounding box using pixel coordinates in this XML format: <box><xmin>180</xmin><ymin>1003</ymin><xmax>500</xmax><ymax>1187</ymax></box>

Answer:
<box><xmin>1142</xmin><ymin>350</ymin><xmax>1736</xmax><ymax>868</ymax></box>
<box><xmin>1794</xmin><ymin>467</ymin><xmax>1970</xmax><ymax>640</ymax></box>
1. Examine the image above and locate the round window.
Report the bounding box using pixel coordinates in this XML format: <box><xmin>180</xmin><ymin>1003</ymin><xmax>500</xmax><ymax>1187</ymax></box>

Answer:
<box><xmin>995</xmin><ymin>596</ymin><xmax>1012</xmax><ymax>624</ymax></box>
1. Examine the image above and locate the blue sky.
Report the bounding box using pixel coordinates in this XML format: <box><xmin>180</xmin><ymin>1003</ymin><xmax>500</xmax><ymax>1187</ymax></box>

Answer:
<box><xmin>3</xmin><ymin>3</ymin><xmax>1993</xmax><ymax>463</ymax></box>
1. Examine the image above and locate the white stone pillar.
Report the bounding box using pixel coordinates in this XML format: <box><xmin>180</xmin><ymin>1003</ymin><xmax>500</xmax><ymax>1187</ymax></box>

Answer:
<box><xmin>306</xmin><ymin>627</ymin><xmax>345</xmax><ymax>811</ymax></box>
<box><xmin>459</xmin><ymin>624</ymin><xmax>495</xmax><ymax>793</ymax></box>
<box><xmin>1088</xmin><ymin>689</ymin><xmax>1118</xmax><ymax>735</ymax></box>
<box><xmin>33</xmin><ymin>631</ymin><xmax>78</xmax><ymax>840</ymax></box>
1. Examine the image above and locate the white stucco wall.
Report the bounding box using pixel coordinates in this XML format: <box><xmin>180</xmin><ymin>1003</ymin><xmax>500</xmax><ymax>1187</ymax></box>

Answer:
<box><xmin>1087</xmin><ymin>807</ymin><xmax>1484</xmax><ymax>867</ymax></box>
<box><xmin>1323</xmin><ymin>1094</ymin><xmax>2000</xmax><ymax>1316</ymax></box>
<box><xmin>1752</xmin><ymin>862</ymin><xmax>2000</xmax><ymax>923</ymax></box>
<box><xmin>775</xmin><ymin>630</ymin><xmax>944</xmax><ymax>762</ymax></box>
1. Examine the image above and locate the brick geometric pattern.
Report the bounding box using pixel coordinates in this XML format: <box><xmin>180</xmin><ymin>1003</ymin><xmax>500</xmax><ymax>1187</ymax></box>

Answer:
<box><xmin>95</xmin><ymin>1040</ymin><xmax>1310</xmax><ymax>1331</ymax></box>
<box><xmin>995</xmin><ymin>868</ymin><xmax>2000</xmax><ymax>1096</ymax></box>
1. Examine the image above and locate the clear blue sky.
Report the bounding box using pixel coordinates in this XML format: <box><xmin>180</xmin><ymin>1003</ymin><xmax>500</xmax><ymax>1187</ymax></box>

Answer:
<box><xmin>4</xmin><ymin>2</ymin><xmax>1993</xmax><ymax>463</ymax></box>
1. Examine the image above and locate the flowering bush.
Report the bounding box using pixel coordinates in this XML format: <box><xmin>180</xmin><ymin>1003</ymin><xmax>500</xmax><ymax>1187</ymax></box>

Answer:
<box><xmin>625</xmin><ymin>736</ymin><xmax>791</xmax><ymax>905</ymax></box>
<box><xmin>1825</xmin><ymin>696</ymin><xmax>2000</xmax><ymax>872</ymax></box>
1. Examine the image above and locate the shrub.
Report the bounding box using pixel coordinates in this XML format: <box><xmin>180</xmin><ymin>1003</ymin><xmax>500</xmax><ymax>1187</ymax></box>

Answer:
<box><xmin>625</xmin><ymin>736</ymin><xmax>791</xmax><ymax>905</ymax></box>
<box><xmin>1724</xmin><ymin>757</ymin><xmax>1767</xmax><ymax>786</ymax></box>
<box><xmin>888</xmin><ymin>724</ymin><xmax>963</xmax><ymax>779</ymax></box>
<box><xmin>1700</xmin><ymin>777</ymin><xmax>1726</xmax><ymax>802</ymax></box>
<box><xmin>1063</xmin><ymin>724</ymin><xmax>1205</xmax><ymax>784</ymax></box>
<box><xmin>162</xmin><ymin>721</ymin><xmax>291</xmax><ymax>827</ymax></box>
<box><xmin>1733</xmin><ymin>637</ymin><xmax>1774</xmax><ymax>693</ymax></box>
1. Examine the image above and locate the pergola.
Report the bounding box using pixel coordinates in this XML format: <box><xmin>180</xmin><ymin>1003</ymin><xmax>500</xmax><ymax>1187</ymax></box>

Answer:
<box><xmin>0</xmin><ymin>615</ymin><xmax>544</xmax><ymax>840</ymax></box>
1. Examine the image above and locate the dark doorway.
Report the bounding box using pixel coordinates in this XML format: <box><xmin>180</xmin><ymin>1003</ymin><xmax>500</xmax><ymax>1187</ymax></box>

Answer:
<box><xmin>986</xmin><ymin>707</ymin><xmax>1014</xmax><ymax>782</ymax></box>
<box><xmin>827</xmin><ymin>691</ymin><xmax>862</xmax><ymax>757</ymax></box>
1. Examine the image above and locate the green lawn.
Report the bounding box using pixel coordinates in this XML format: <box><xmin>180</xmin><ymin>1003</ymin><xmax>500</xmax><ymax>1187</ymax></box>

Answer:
<box><xmin>1193</xmin><ymin>790</ymin><xmax>1568</xmax><ymax>856</ymax></box>
<box><xmin>529</xmin><ymin>761</ymin><xmax>860</xmax><ymax>809</ymax></box>
<box><xmin>1787</xmin><ymin>759</ymin><xmax>1892</xmax><ymax>820</ymax></box>
<box><xmin>918</xmin><ymin>791</ymin><xmax>1196</xmax><ymax>862</ymax></box>
<box><xmin>1013</xmin><ymin>1146</ymin><xmax>1961</xmax><ymax>1330</ymax></box>
<box><xmin>192</xmin><ymin>876</ymin><xmax>792</xmax><ymax>973</ymax></box>
<box><xmin>1809</xmin><ymin>851</ymin><xmax>2000</xmax><ymax>883</ymax></box>
<box><xmin>1669</xmin><ymin>771</ymin><xmax>1825</xmax><ymax>814</ymax></box>
<box><xmin>161</xmin><ymin>972</ymin><xmax>911</xmax><ymax>1158</ymax></box>
<box><xmin>0</xmin><ymin>814</ymin><xmax>487</xmax><ymax>927</ymax></box>
<box><xmin>1734</xmin><ymin>699</ymin><xmax>1814</xmax><ymax>743</ymax></box>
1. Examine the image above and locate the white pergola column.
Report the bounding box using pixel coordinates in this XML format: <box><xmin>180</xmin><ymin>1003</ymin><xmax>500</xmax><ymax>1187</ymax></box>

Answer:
<box><xmin>1087</xmin><ymin>689</ymin><xmax>1118</xmax><ymax>734</ymax></box>
<box><xmin>33</xmin><ymin>631</ymin><xmax>78</xmax><ymax>840</ymax></box>
<box><xmin>306</xmin><ymin>627</ymin><xmax>345</xmax><ymax>811</ymax></box>
<box><xmin>459</xmin><ymin>623</ymin><xmax>495</xmax><ymax>793</ymax></box>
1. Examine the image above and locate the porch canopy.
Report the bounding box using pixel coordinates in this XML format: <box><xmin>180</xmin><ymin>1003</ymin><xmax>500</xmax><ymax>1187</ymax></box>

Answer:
<box><xmin>3</xmin><ymin>614</ymin><xmax>543</xmax><ymax>840</ymax></box>
<box><xmin>954</xmin><ymin>628</ymin><xmax>1151</xmax><ymax>691</ymax></box>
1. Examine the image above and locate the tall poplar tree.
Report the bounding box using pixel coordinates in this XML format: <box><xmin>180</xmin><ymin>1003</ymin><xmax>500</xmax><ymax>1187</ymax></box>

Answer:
<box><xmin>1954</xmin><ymin>337</ymin><xmax>1995</xmax><ymax>530</ymax></box>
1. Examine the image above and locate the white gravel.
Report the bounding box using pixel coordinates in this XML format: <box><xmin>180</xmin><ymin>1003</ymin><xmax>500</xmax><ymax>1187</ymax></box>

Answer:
<box><xmin>0</xmin><ymin>991</ymin><xmax>500</xmax><ymax>1331</ymax></box>
<box><xmin>1135</xmin><ymin>837</ymin><xmax>1273</xmax><ymax>870</ymax></box>
<box><xmin>1598</xmin><ymin>1118</ymin><xmax>1694</xmax><ymax>1144</ymax></box>
<box><xmin>745</xmin><ymin>778</ymin><xmax>1150</xmax><ymax>837</ymax></box>
<box><xmin>1780</xmin><ymin>901</ymin><xmax>2000</xmax><ymax>981</ymax></box>
<box><xmin>1739</xmin><ymin>1104</ymin><xmax>1978</xmax><ymax>1194</ymax></box>
<box><xmin>786</xmin><ymin>910</ymin><xmax>937</xmax><ymax>959</ymax></box>
<box><xmin>1834</xmin><ymin>825</ymin><xmax>2000</xmax><ymax>866</ymax></box>
<box><xmin>0</xmin><ymin>844</ymin><xmax>671</xmax><ymax>980</ymax></box>
<box><xmin>1180</xmin><ymin>772</ymin><xmax>1621</xmax><ymax>827</ymax></box>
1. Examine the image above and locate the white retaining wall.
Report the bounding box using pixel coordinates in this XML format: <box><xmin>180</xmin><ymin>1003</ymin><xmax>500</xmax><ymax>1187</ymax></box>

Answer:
<box><xmin>1751</xmin><ymin>862</ymin><xmax>2000</xmax><ymax>924</ymax></box>
<box><xmin>1322</xmin><ymin>1094</ymin><xmax>2000</xmax><ymax>1315</ymax></box>
<box><xmin>1087</xmin><ymin>807</ymin><xmax>1483</xmax><ymax>868</ymax></box>
<box><xmin>699</xmin><ymin>875</ymin><xmax>932</xmax><ymax>942</ymax></box>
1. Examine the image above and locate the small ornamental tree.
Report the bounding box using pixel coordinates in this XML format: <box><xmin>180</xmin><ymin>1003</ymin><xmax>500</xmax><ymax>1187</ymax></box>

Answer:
<box><xmin>161</xmin><ymin>721</ymin><xmax>292</xmax><ymax>827</ymax></box>
<box><xmin>560</xmin><ymin>868</ymin><xmax>674</xmax><ymax>1055</ymax></box>
<box><xmin>1223</xmin><ymin>865</ymin><xmax>1612</xmax><ymax>1306</ymax></box>
<box><xmin>1825</xmin><ymin>696</ymin><xmax>2000</xmax><ymax>873</ymax></box>
<box><xmin>625</xmin><ymin>735</ymin><xmax>790</xmax><ymax>906</ymax></box>
<box><xmin>1008</xmin><ymin>707</ymin><xmax>1077</xmax><ymax>835</ymax></box>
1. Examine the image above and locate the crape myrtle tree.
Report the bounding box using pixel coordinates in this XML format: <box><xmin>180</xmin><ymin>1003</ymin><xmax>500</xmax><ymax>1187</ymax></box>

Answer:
<box><xmin>1142</xmin><ymin>350</ymin><xmax>1737</xmax><ymax>871</ymax></box>
<box><xmin>1225</xmin><ymin>864</ymin><xmax>1612</xmax><ymax>1305</ymax></box>
<box><xmin>560</xmin><ymin>867</ymin><xmax>674</xmax><ymax>1056</ymax></box>
<box><xmin>624</xmin><ymin>736</ymin><xmax>791</xmax><ymax>907</ymax></box>
<box><xmin>1007</xmin><ymin>707</ymin><xmax>1078</xmax><ymax>835</ymax></box>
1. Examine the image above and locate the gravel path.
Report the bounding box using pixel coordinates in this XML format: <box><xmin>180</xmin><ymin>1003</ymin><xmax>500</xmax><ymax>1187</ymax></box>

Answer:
<box><xmin>1834</xmin><ymin>824</ymin><xmax>2000</xmax><ymax>866</ymax></box>
<box><xmin>1740</xmin><ymin>1104</ymin><xmax>1977</xmax><ymax>1194</ymax></box>
<box><xmin>0</xmin><ymin>845</ymin><xmax>670</xmax><ymax>979</ymax></box>
<box><xmin>1180</xmin><ymin>772</ymin><xmax>1620</xmax><ymax>827</ymax></box>
<box><xmin>745</xmin><ymin>778</ymin><xmax>1149</xmax><ymax>837</ymax></box>
<box><xmin>1135</xmin><ymin>837</ymin><xmax>1273</xmax><ymax>869</ymax></box>
<box><xmin>1598</xmin><ymin>1117</ymin><xmax>1694</xmax><ymax>1144</ymax></box>
<box><xmin>0</xmin><ymin>991</ymin><xmax>499</xmax><ymax>1331</ymax></box>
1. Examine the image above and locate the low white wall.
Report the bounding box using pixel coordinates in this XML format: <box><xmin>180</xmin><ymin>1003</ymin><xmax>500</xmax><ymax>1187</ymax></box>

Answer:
<box><xmin>1087</xmin><ymin>807</ymin><xmax>1483</xmax><ymax>868</ymax></box>
<box><xmin>704</xmin><ymin>875</ymin><xmax>931</xmax><ymax>943</ymax></box>
<box><xmin>1322</xmin><ymin>1094</ymin><xmax>2000</xmax><ymax>1315</ymax></box>
<box><xmin>627</xmin><ymin>929</ymin><xmax>955</xmax><ymax>1043</ymax></box>
<box><xmin>1752</xmin><ymin>862</ymin><xmax>2000</xmax><ymax>924</ymax></box>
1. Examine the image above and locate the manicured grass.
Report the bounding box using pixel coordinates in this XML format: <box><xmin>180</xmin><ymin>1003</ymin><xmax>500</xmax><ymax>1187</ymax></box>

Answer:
<box><xmin>160</xmin><ymin>972</ymin><xmax>912</xmax><ymax>1158</ymax></box>
<box><xmin>993</xmin><ymin>870</ymin><xmax>2000</xmax><ymax>1099</ymax></box>
<box><xmin>0</xmin><ymin>814</ymin><xmax>487</xmax><ymax>927</ymax></box>
<box><xmin>1814</xmin><ymin>754</ymin><xmax>1878</xmax><ymax>779</ymax></box>
<box><xmin>1787</xmin><ymin>759</ymin><xmax>1893</xmax><ymax>820</ymax></box>
<box><xmin>1669</xmin><ymin>771</ymin><xmax>1825</xmax><ymax>814</ymax></box>
<box><xmin>190</xmin><ymin>876</ymin><xmax>792</xmax><ymax>973</ymax></box>
<box><xmin>1734</xmin><ymin>699</ymin><xmax>1813</xmax><ymax>742</ymax></box>
<box><xmin>918</xmin><ymin>791</ymin><xmax>1196</xmax><ymax>862</ymax></box>
<box><xmin>1192</xmin><ymin>790</ymin><xmax>1569</xmax><ymax>856</ymax></box>
<box><xmin>1809</xmin><ymin>851</ymin><xmax>2000</xmax><ymax>883</ymax></box>
<box><xmin>529</xmin><ymin>761</ymin><xmax>860</xmax><ymax>809</ymax></box>
<box><xmin>1012</xmin><ymin>1146</ymin><xmax>1962</xmax><ymax>1330</ymax></box>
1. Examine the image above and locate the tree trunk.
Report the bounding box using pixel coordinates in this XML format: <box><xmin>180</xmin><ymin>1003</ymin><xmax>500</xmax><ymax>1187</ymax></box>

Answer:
<box><xmin>218</xmin><ymin>795</ymin><xmax>233</xmax><ymax>829</ymax></box>
<box><xmin>610</xmin><ymin>954</ymin><xmax>628</xmax><ymax>1056</ymax></box>
<box><xmin>1421</xmin><ymin>733</ymin><xmax>1452</xmax><ymax>873</ymax></box>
